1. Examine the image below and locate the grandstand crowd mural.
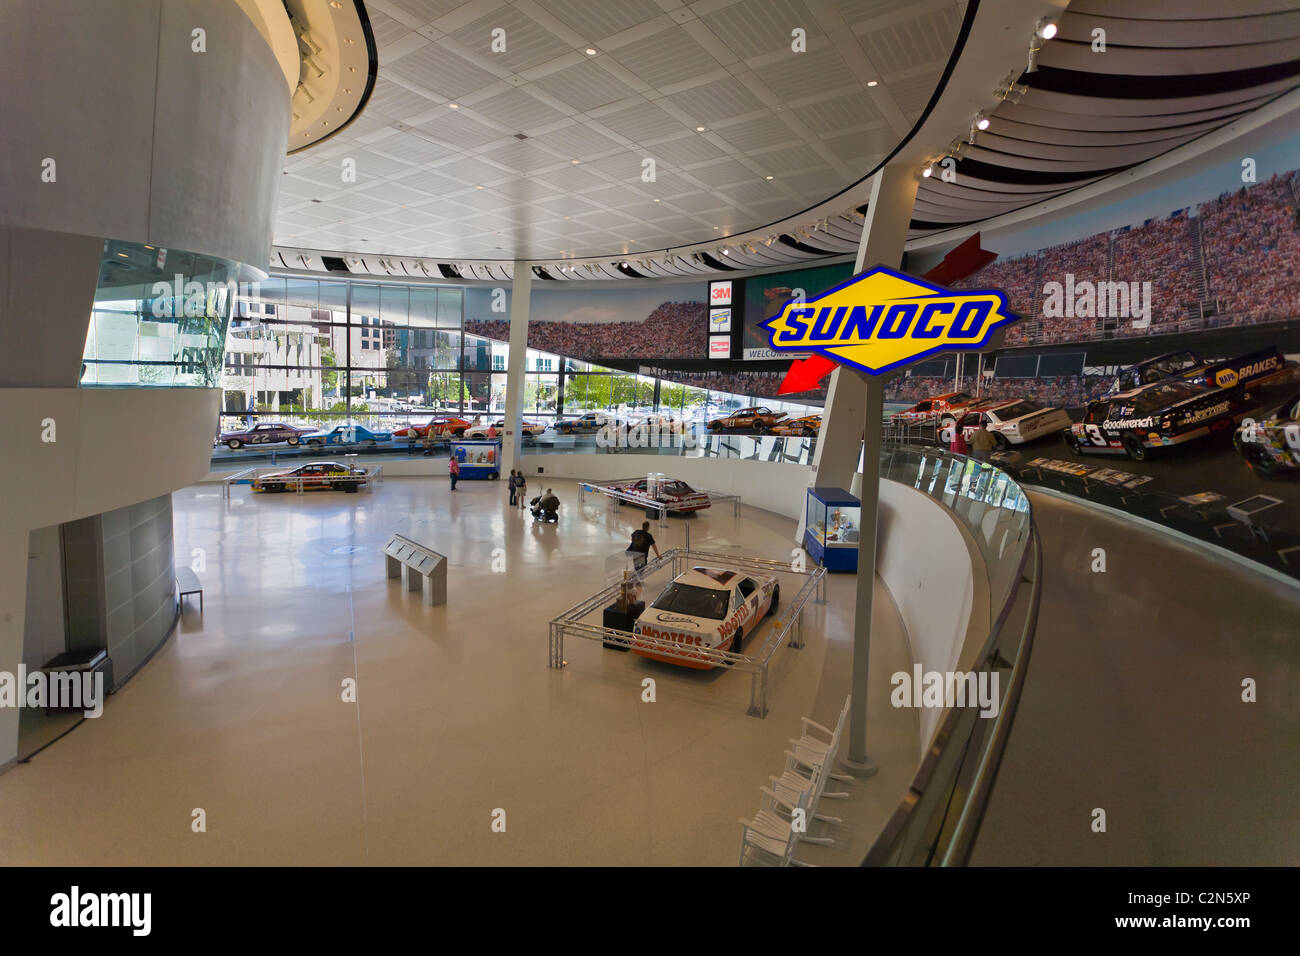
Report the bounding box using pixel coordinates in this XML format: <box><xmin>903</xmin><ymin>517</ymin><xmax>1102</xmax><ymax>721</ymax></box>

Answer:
<box><xmin>465</xmin><ymin>284</ymin><xmax>707</xmax><ymax>360</ymax></box>
<box><xmin>952</xmin><ymin>167</ymin><xmax>1300</xmax><ymax>346</ymax></box>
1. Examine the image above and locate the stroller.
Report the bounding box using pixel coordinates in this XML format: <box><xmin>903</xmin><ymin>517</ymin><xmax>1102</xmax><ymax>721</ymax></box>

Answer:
<box><xmin>529</xmin><ymin>495</ymin><xmax>559</xmax><ymax>523</ymax></box>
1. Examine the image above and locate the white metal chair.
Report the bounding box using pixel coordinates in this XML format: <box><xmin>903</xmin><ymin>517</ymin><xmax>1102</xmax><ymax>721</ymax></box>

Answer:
<box><xmin>738</xmin><ymin>790</ymin><xmax>814</xmax><ymax>866</ymax></box>
<box><xmin>787</xmin><ymin>695</ymin><xmax>854</xmax><ymax>782</ymax></box>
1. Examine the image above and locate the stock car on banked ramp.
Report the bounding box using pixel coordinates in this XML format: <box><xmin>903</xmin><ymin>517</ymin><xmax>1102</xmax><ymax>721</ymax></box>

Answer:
<box><xmin>1065</xmin><ymin>380</ymin><xmax>1258</xmax><ymax>461</ymax></box>
<box><xmin>1107</xmin><ymin>346</ymin><xmax>1290</xmax><ymax>394</ymax></box>
<box><xmin>1233</xmin><ymin>390</ymin><xmax>1300</xmax><ymax>477</ymax></box>
<box><xmin>631</xmin><ymin>567</ymin><xmax>778</xmax><ymax>669</ymax></box>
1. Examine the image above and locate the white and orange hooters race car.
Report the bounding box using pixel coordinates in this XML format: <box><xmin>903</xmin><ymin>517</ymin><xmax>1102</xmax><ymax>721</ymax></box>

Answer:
<box><xmin>631</xmin><ymin>567</ymin><xmax>779</xmax><ymax>669</ymax></box>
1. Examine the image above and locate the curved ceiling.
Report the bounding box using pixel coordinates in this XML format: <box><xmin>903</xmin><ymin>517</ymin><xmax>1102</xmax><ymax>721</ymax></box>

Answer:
<box><xmin>271</xmin><ymin>0</ymin><xmax>1300</xmax><ymax>281</ymax></box>
<box><xmin>908</xmin><ymin>0</ymin><xmax>1300</xmax><ymax>236</ymax></box>
<box><xmin>272</xmin><ymin>0</ymin><xmax>966</xmax><ymax>262</ymax></box>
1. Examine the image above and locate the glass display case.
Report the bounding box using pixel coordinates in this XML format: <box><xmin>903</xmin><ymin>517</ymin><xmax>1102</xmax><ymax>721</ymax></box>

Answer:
<box><xmin>449</xmin><ymin>440</ymin><xmax>500</xmax><ymax>479</ymax></box>
<box><xmin>804</xmin><ymin>487</ymin><xmax>861</xmax><ymax>572</ymax></box>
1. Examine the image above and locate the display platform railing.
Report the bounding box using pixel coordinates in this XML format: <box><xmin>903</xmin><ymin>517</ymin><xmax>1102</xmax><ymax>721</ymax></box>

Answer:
<box><xmin>547</xmin><ymin>547</ymin><xmax>826</xmax><ymax>718</ymax></box>
<box><xmin>576</xmin><ymin>478</ymin><xmax>742</xmax><ymax>528</ymax></box>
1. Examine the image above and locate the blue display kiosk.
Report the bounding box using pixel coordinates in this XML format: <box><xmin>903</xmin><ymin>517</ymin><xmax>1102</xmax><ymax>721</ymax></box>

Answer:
<box><xmin>450</xmin><ymin>439</ymin><xmax>501</xmax><ymax>479</ymax></box>
<box><xmin>804</xmin><ymin>487</ymin><xmax>861</xmax><ymax>572</ymax></box>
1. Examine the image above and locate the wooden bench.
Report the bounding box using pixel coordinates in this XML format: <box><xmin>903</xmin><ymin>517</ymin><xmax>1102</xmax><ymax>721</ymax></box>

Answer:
<box><xmin>176</xmin><ymin>567</ymin><xmax>203</xmax><ymax>613</ymax></box>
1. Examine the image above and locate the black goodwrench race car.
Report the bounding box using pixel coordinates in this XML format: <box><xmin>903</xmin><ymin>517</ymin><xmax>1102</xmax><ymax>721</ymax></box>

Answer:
<box><xmin>1065</xmin><ymin>380</ymin><xmax>1258</xmax><ymax>461</ymax></box>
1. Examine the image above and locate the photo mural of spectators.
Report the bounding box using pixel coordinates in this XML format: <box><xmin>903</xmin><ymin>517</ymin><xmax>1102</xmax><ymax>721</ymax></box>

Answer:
<box><xmin>949</xmin><ymin>166</ymin><xmax>1300</xmax><ymax>346</ymax></box>
<box><xmin>466</xmin><ymin>300</ymin><xmax>706</xmax><ymax>360</ymax></box>
<box><xmin>884</xmin><ymin>374</ymin><xmax>1111</xmax><ymax>408</ymax></box>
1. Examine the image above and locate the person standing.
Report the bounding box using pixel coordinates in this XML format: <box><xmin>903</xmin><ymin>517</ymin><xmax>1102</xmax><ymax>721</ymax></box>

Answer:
<box><xmin>508</xmin><ymin>469</ymin><xmax>518</xmax><ymax>506</ymax></box>
<box><xmin>626</xmin><ymin>521</ymin><xmax>660</xmax><ymax>571</ymax></box>
<box><xmin>487</xmin><ymin>423</ymin><xmax>497</xmax><ymax>439</ymax></box>
<box><xmin>969</xmin><ymin>417</ymin><xmax>998</xmax><ymax>462</ymax></box>
<box><xmin>948</xmin><ymin>419</ymin><xmax>968</xmax><ymax>456</ymax></box>
<box><xmin>515</xmin><ymin>470</ymin><xmax>527</xmax><ymax>509</ymax></box>
<box><xmin>448</xmin><ymin>453</ymin><xmax>460</xmax><ymax>491</ymax></box>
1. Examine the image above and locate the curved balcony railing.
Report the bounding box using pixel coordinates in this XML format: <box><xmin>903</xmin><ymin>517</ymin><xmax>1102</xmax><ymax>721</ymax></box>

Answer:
<box><xmin>864</xmin><ymin>443</ymin><xmax>1042</xmax><ymax>866</ymax></box>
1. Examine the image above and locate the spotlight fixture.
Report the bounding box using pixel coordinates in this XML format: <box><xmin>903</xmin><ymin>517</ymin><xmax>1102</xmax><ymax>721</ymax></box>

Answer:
<box><xmin>976</xmin><ymin>112</ymin><xmax>990</xmax><ymax>130</ymax></box>
<box><xmin>721</xmin><ymin>248</ymin><xmax>730</xmax><ymax>256</ymax></box>
<box><xmin>1035</xmin><ymin>17</ymin><xmax>1058</xmax><ymax>40</ymax></box>
<box><xmin>922</xmin><ymin>165</ymin><xmax>933</xmax><ymax>178</ymax></box>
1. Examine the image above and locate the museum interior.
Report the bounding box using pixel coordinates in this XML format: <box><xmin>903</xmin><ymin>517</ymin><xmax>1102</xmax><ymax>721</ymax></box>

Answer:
<box><xmin>0</xmin><ymin>0</ymin><xmax>1297</xmax><ymax>870</ymax></box>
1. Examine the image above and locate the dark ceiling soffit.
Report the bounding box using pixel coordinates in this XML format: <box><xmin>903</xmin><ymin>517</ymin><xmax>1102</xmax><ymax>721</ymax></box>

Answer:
<box><xmin>287</xmin><ymin>0</ymin><xmax>380</xmax><ymax>156</ymax></box>
<box><xmin>1023</xmin><ymin>58</ymin><xmax>1300</xmax><ymax>100</ymax></box>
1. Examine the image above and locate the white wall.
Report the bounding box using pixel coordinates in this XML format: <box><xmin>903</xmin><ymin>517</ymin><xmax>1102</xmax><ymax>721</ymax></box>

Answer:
<box><xmin>0</xmin><ymin>387</ymin><xmax>219</xmax><ymax>768</ymax></box>
<box><xmin>877</xmin><ymin>481</ymin><xmax>983</xmax><ymax>755</ymax></box>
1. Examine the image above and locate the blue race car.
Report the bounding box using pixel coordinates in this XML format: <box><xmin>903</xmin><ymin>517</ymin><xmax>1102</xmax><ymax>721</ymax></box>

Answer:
<box><xmin>302</xmin><ymin>424</ymin><xmax>393</xmax><ymax>447</ymax></box>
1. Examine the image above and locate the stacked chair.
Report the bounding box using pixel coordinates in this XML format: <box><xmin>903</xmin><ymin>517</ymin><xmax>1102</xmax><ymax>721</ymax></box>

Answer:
<box><xmin>738</xmin><ymin>696</ymin><xmax>852</xmax><ymax>866</ymax></box>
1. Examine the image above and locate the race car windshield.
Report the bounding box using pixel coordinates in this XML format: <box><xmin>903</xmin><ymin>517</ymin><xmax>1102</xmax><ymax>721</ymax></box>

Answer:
<box><xmin>995</xmin><ymin>401</ymin><xmax>1040</xmax><ymax>419</ymax></box>
<box><xmin>1129</xmin><ymin>382</ymin><xmax>1204</xmax><ymax>411</ymax></box>
<box><xmin>651</xmin><ymin>583</ymin><xmax>729</xmax><ymax>620</ymax></box>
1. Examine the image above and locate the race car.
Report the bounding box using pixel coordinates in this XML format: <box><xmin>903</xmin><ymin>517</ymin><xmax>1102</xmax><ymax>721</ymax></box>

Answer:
<box><xmin>707</xmin><ymin>406</ymin><xmax>787</xmax><ymax>432</ymax></box>
<box><xmin>631</xmin><ymin>566</ymin><xmax>779</xmax><ymax>668</ymax></box>
<box><xmin>392</xmin><ymin>417</ymin><xmax>471</xmax><ymax>440</ymax></box>
<box><xmin>769</xmin><ymin>415</ymin><xmax>822</xmax><ymax>437</ymax></box>
<box><xmin>216</xmin><ymin>421</ymin><xmax>312</xmax><ymax>450</ymax></box>
<box><xmin>462</xmin><ymin>418</ymin><xmax>547</xmax><ymax>439</ymax></box>
<box><xmin>890</xmin><ymin>392</ymin><xmax>991</xmax><ymax>427</ymax></box>
<box><xmin>610</xmin><ymin>477</ymin><xmax>711</xmax><ymax>513</ymax></box>
<box><xmin>554</xmin><ymin>412</ymin><xmax>619</xmax><ymax>435</ymax></box>
<box><xmin>1232</xmin><ymin>390</ymin><xmax>1300</xmax><ymax>477</ymax></box>
<box><xmin>252</xmin><ymin>460</ymin><xmax>367</xmax><ymax>493</ymax></box>
<box><xmin>956</xmin><ymin>400</ymin><xmax>1070</xmax><ymax>449</ymax></box>
<box><xmin>1064</xmin><ymin>380</ymin><xmax>1256</xmax><ymax>461</ymax></box>
<box><xmin>1108</xmin><ymin>347</ymin><xmax>1289</xmax><ymax>394</ymax></box>
<box><xmin>302</xmin><ymin>423</ymin><xmax>393</xmax><ymax>447</ymax></box>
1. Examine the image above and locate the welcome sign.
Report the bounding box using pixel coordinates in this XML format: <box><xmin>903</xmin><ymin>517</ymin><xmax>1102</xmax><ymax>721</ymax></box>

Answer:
<box><xmin>764</xmin><ymin>264</ymin><xmax>1020</xmax><ymax>378</ymax></box>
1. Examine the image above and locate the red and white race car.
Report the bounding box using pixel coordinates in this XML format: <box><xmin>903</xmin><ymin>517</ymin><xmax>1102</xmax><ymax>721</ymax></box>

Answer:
<box><xmin>632</xmin><ymin>567</ymin><xmax>779</xmax><ymax>669</ymax></box>
<box><xmin>891</xmin><ymin>392</ymin><xmax>991</xmax><ymax>426</ymax></box>
<box><xmin>610</xmin><ymin>477</ymin><xmax>711</xmax><ymax>513</ymax></box>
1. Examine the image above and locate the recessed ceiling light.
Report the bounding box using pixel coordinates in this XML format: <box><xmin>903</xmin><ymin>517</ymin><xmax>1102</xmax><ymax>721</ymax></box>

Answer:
<box><xmin>653</xmin><ymin>198</ymin><xmax>660</xmax><ymax>202</ymax></box>
<box><xmin>348</xmin><ymin>66</ymin><xmax>356</xmax><ymax>72</ymax></box>
<box><xmin>448</xmin><ymin>103</ymin><xmax>459</xmax><ymax>109</ymax></box>
<box><xmin>330</xmin><ymin>1</ymin><xmax>341</xmax><ymax>8</ymax></box>
<box><xmin>585</xmin><ymin>48</ymin><xmax>597</xmax><ymax>55</ymax></box>
<box><xmin>712</xmin><ymin>226</ymin><xmax>719</xmax><ymax>230</ymax></box>
<box><xmin>343</xmin><ymin>37</ymin><xmax>353</xmax><ymax>44</ymax></box>
<box><xmin>695</xmin><ymin>126</ymin><xmax>705</xmax><ymax>132</ymax></box>
<box><xmin>867</xmin><ymin>80</ymin><xmax>878</xmax><ymax>87</ymax></box>
<box><xmin>336</xmin><ymin>107</ymin><xmax>343</xmax><ymax>112</ymax></box>
<box><xmin>722</xmin><ymin>248</ymin><xmax>730</xmax><ymax>255</ymax></box>
<box><xmin>765</xmin><ymin>175</ymin><xmax>774</xmax><ymax>180</ymax></box>
<box><xmin>476</xmin><ymin>185</ymin><xmax>484</xmax><ymax>189</ymax></box>
<box><xmin>571</xmin><ymin>159</ymin><xmax>580</xmax><ymax>164</ymax></box>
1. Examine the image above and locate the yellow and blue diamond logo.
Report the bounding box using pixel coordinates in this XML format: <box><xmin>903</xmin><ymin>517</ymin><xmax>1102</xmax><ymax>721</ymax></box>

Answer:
<box><xmin>762</xmin><ymin>264</ymin><xmax>1021</xmax><ymax>376</ymax></box>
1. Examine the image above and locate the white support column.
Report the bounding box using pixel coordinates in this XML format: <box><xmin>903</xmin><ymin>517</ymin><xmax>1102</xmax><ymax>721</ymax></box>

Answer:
<box><xmin>829</xmin><ymin>165</ymin><xmax>920</xmax><ymax>773</ymax></box>
<box><xmin>500</xmin><ymin>262</ymin><xmax>531</xmax><ymax>477</ymax></box>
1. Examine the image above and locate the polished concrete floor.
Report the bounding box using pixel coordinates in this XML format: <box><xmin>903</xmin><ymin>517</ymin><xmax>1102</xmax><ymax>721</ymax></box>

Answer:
<box><xmin>0</xmin><ymin>476</ymin><xmax>916</xmax><ymax>865</ymax></box>
<box><xmin>974</xmin><ymin>489</ymin><xmax>1300</xmax><ymax>865</ymax></box>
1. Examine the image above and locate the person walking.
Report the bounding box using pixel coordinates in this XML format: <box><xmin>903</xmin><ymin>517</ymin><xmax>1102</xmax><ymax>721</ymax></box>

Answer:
<box><xmin>448</xmin><ymin>453</ymin><xmax>460</xmax><ymax>491</ymax></box>
<box><xmin>508</xmin><ymin>469</ymin><xmax>518</xmax><ymax>506</ymax></box>
<box><xmin>626</xmin><ymin>521</ymin><xmax>660</xmax><ymax>571</ymax></box>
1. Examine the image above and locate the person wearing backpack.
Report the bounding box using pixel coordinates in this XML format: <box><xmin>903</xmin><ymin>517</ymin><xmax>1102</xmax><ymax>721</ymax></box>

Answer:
<box><xmin>626</xmin><ymin>521</ymin><xmax>660</xmax><ymax>570</ymax></box>
<box><xmin>515</xmin><ymin>471</ymin><xmax>527</xmax><ymax>509</ymax></box>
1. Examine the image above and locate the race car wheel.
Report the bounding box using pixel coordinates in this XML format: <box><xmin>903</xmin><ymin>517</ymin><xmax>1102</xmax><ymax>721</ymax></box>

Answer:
<box><xmin>769</xmin><ymin>584</ymin><xmax>780</xmax><ymax>615</ymax></box>
<box><xmin>560</xmin><ymin>424</ymin><xmax>572</xmax><ymax>434</ymax></box>
<box><xmin>1121</xmin><ymin>433</ymin><xmax>1148</xmax><ymax>462</ymax></box>
<box><xmin>993</xmin><ymin>433</ymin><xmax>1009</xmax><ymax>452</ymax></box>
<box><xmin>331</xmin><ymin>481</ymin><xmax>345</xmax><ymax>491</ymax></box>
<box><xmin>345</xmin><ymin>483</ymin><xmax>360</xmax><ymax>493</ymax></box>
<box><xmin>1064</xmin><ymin>432</ymin><xmax>1083</xmax><ymax>455</ymax></box>
<box><xmin>364</xmin><ymin>440</ymin><xmax>377</xmax><ymax>447</ymax></box>
<box><xmin>286</xmin><ymin>436</ymin><xmax>299</xmax><ymax>446</ymax></box>
<box><xmin>227</xmin><ymin>439</ymin><xmax>242</xmax><ymax>449</ymax></box>
<box><xmin>308</xmin><ymin>439</ymin><xmax>323</xmax><ymax>448</ymax></box>
<box><xmin>267</xmin><ymin>482</ymin><xmax>285</xmax><ymax>493</ymax></box>
<box><xmin>1244</xmin><ymin>444</ymin><xmax>1280</xmax><ymax>478</ymax></box>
